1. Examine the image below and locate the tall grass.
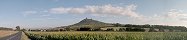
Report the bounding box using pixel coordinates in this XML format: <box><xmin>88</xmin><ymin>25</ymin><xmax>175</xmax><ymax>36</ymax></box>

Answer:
<box><xmin>26</xmin><ymin>31</ymin><xmax>187</xmax><ymax>40</ymax></box>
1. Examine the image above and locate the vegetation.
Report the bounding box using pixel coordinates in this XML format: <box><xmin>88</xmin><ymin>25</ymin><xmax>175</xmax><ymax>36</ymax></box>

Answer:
<box><xmin>16</xmin><ymin>26</ymin><xmax>21</xmax><ymax>31</ymax></box>
<box><xmin>0</xmin><ymin>27</ymin><xmax>13</xmax><ymax>30</ymax></box>
<box><xmin>21</xmin><ymin>32</ymin><xmax>30</xmax><ymax>40</ymax></box>
<box><xmin>111</xmin><ymin>24</ymin><xmax>187</xmax><ymax>32</ymax></box>
<box><xmin>26</xmin><ymin>32</ymin><xmax>187</xmax><ymax>40</ymax></box>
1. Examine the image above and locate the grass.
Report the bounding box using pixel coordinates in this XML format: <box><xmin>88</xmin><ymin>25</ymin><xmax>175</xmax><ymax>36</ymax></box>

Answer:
<box><xmin>25</xmin><ymin>31</ymin><xmax>187</xmax><ymax>40</ymax></box>
<box><xmin>21</xmin><ymin>32</ymin><xmax>30</xmax><ymax>40</ymax></box>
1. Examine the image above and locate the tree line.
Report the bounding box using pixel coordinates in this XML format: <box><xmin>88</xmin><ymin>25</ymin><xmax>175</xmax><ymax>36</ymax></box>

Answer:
<box><xmin>112</xmin><ymin>23</ymin><xmax>187</xmax><ymax>32</ymax></box>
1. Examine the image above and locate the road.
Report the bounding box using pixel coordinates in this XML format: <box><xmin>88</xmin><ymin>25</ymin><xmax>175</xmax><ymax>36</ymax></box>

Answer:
<box><xmin>0</xmin><ymin>31</ymin><xmax>22</xmax><ymax>40</ymax></box>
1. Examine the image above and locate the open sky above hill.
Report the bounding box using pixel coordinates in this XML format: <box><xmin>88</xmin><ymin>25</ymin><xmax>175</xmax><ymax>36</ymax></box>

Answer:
<box><xmin>0</xmin><ymin>0</ymin><xmax>187</xmax><ymax>29</ymax></box>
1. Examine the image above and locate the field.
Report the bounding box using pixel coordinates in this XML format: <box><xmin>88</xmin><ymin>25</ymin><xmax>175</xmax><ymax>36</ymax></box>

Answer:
<box><xmin>0</xmin><ymin>30</ymin><xmax>17</xmax><ymax>38</ymax></box>
<box><xmin>25</xmin><ymin>31</ymin><xmax>187</xmax><ymax>40</ymax></box>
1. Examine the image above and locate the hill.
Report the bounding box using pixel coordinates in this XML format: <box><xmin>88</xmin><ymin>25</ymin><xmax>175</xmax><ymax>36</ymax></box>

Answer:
<box><xmin>68</xmin><ymin>18</ymin><xmax>113</xmax><ymax>28</ymax></box>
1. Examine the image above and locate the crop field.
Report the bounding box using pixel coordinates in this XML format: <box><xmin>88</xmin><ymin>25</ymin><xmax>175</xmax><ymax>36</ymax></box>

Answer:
<box><xmin>0</xmin><ymin>30</ymin><xmax>17</xmax><ymax>38</ymax></box>
<box><xmin>26</xmin><ymin>31</ymin><xmax>187</xmax><ymax>40</ymax></box>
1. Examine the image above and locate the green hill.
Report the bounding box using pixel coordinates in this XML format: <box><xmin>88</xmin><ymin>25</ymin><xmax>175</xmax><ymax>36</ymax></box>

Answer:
<box><xmin>68</xmin><ymin>18</ymin><xmax>113</xmax><ymax>28</ymax></box>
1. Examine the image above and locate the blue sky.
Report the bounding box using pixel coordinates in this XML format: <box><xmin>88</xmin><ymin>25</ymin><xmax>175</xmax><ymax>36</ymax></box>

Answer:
<box><xmin>0</xmin><ymin>0</ymin><xmax>187</xmax><ymax>29</ymax></box>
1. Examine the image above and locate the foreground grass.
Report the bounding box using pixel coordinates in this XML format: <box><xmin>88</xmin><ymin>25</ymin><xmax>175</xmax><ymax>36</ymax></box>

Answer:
<box><xmin>21</xmin><ymin>32</ymin><xmax>30</xmax><ymax>40</ymax></box>
<box><xmin>26</xmin><ymin>31</ymin><xmax>187</xmax><ymax>40</ymax></box>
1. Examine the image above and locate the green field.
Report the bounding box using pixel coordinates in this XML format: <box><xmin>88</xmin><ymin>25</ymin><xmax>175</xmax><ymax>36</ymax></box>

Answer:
<box><xmin>25</xmin><ymin>31</ymin><xmax>187</xmax><ymax>40</ymax></box>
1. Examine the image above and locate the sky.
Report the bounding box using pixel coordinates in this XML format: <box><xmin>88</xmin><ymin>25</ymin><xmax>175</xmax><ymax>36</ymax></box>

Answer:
<box><xmin>0</xmin><ymin>0</ymin><xmax>187</xmax><ymax>29</ymax></box>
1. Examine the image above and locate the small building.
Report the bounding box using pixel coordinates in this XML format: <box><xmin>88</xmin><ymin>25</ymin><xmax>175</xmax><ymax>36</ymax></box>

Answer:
<box><xmin>143</xmin><ymin>28</ymin><xmax>150</xmax><ymax>32</ymax></box>
<box><xmin>155</xmin><ymin>29</ymin><xmax>159</xmax><ymax>31</ymax></box>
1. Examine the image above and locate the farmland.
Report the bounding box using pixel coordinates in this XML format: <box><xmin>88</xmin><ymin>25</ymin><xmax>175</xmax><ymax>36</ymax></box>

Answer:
<box><xmin>25</xmin><ymin>31</ymin><xmax>187</xmax><ymax>40</ymax></box>
<box><xmin>0</xmin><ymin>31</ymin><xmax>17</xmax><ymax>38</ymax></box>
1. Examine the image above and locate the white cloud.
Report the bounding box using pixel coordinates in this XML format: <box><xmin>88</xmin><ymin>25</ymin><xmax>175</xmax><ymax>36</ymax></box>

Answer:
<box><xmin>40</xmin><ymin>14</ymin><xmax>50</xmax><ymax>17</ymax></box>
<box><xmin>49</xmin><ymin>4</ymin><xmax>141</xmax><ymax>18</ymax></box>
<box><xmin>22</xmin><ymin>10</ymin><xmax>51</xmax><ymax>17</ymax></box>
<box><xmin>165</xmin><ymin>9</ymin><xmax>187</xmax><ymax>19</ymax></box>
<box><xmin>131</xmin><ymin>9</ymin><xmax>187</xmax><ymax>26</ymax></box>
<box><xmin>154</xmin><ymin>9</ymin><xmax>187</xmax><ymax>21</ymax></box>
<box><xmin>22</xmin><ymin>11</ymin><xmax>37</xmax><ymax>16</ymax></box>
<box><xmin>50</xmin><ymin>7</ymin><xmax>71</xmax><ymax>14</ymax></box>
<box><xmin>22</xmin><ymin>10</ymin><xmax>57</xmax><ymax>21</ymax></box>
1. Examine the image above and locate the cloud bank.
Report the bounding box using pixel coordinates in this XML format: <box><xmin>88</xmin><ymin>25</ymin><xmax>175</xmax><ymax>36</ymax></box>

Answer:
<box><xmin>49</xmin><ymin>4</ymin><xmax>141</xmax><ymax>18</ymax></box>
<box><xmin>134</xmin><ymin>9</ymin><xmax>187</xmax><ymax>26</ymax></box>
<box><xmin>22</xmin><ymin>4</ymin><xmax>187</xmax><ymax>26</ymax></box>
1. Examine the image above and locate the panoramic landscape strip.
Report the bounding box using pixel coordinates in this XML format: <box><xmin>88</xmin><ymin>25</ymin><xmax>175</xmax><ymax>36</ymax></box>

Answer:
<box><xmin>1</xmin><ymin>0</ymin><xmax>187</xmax><ymax>40</ymax></box>
<box><xmin>1</xmin><ymin>18</ymin><xmax>187</xmax><ymax>40</ymax></box>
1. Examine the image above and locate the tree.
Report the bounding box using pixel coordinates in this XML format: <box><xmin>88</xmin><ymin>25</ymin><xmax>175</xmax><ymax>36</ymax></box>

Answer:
<box><xmin>124</xmin><ymin>24</ymin><xmax>133</xmax><ymax>27</ymax></box>
<box><xmin>114</xmin><ymin>23</ymin><xmax>121</xmax><ymax>27</ymax></box>
<box><xmin>16</xmin><ymin>26</ymin><xmax>20</xmax><ymax>31</ymax></box>
<box><xmin>142</xmin><ymin>24</ymin><xmax>151</xmax><ymax>28</ymax></box>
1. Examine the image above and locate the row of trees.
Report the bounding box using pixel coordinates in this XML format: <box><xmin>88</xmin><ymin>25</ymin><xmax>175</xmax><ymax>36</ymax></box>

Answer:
<box><xmin>0</xmin><ymin>27</ymin><xmax>13</xmax><ymax>30</ymax></box>
<box><xmin>112</xmin><ymin>23</ymin><xmax>187</xmax><ymax>32</ymax></box>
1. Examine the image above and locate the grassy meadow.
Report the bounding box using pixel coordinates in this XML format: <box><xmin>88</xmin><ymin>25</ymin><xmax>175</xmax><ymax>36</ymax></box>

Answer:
<box><xmin>25</xmin><ymin>31</ymin><xmax>187</xmax><ymax>40</ymax></box>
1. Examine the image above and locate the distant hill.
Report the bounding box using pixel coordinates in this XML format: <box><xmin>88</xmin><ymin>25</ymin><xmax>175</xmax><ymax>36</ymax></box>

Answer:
<box><xmin>67</xmin><ymin>18</ymin><xmax>113</xmax><ymax>28</ymax></box>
